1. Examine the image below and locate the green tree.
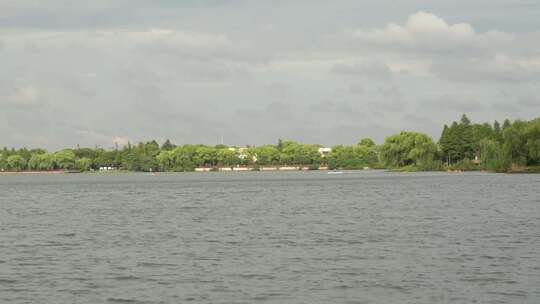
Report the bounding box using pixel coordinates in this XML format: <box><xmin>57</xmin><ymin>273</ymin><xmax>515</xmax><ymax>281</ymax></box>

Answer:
<box><xmin>502</xmin><ymin>119</ymin><xmax>512</xmax><ymax>132</ymax></box>
<box><xmin>493</xmin><ymin>120</ymin><xmax>502</xmax><ymax>143</ymax></box>
<box><xmin>276</xmin><ymin>139</ymin><xmax>284</xmax><ymax>152</ymax></box>
<box><xmin>479</xmin><ymin>138</ymin><xmax>508</xmax><ymax>172</ymax></box>
<box><xmin>74</xmin><ymin>147</ymin><xmax>98</xmax><ymax>160</ymax></box>
<box><xmin>121</xmin><ymin>150</ymin><xmax>139</xmax><ymax>171</ymax></box>
<box><xmin>217</xmin><ymin>148</ymin><xmax>240</xmax><ymax>167</ymax></box>
<box><xmin>169</xmin><ymin>145</ymin><xmax>198</xmax><ymax>171</ymax></box>
<box><xmin>143</xmin><ymin>140</ymin><xmax>160</xmax><ymax>157</ymax></box>
<box><xmin>120</xmin><ymin>148</ymin><xmax>157</xmax><ymax>172</ymax></box>
<box><xmin>29</xmin><ymin>148</ymin><xmax>47</xmax><ymax>155</ymax></box>
<box><xmin>252</xmin><ymin>145</ymin><xmax>281</xmax><ymax>166</ymax></box>
<box><xmin>75</xmin><ymin>157</ymin><xmax>92</xmax><ymax>171</ymax></box>
<box><xmin>94</xmin><ymin>149</ymin><xmax>118</xmax><ymax>168</ymax></box>
<box><xmin>156</xmin><ymin>150</ymin><xmax>173</xmax><ymax>171</ymax></box>
<box><xmin>380</xmin><ymin>131</ymin><xmax>437</xmax><ymax>168</ymax></box>
<box><xmin>40</xmin><ymin>153</ymin><xmax>55</xmax><ymax>170</ymax></box>
<box><xmin>358</xmin><ymin>138</ymin><xmax>376</xmax><ymax>147</ymax></box>
<box><xmin>7</xmin><ymin>155</ymin><xmax>27</xmax><ymax>171</ymax></box>
<box><xmin>503</xmin><ymin>120</ymin><xmax>528</xmax><ymax>166</ymax></box>
<box><xmin>458</xmin><ymin>114</ymin><xmax>475</xmax><ymax>160</ymax></box>
<box><xmin>279</xmin><ymin>141</ymin><xmax>321</xmax><ymax>165</ymax></box>
<box><xmin>439</xmin><ymin>122</ymin><xmax>462</xmax><ymax>164</ymax></box>
<box><xmin>194</xmin><ymin>146</ymin><xmax>218</xmax><ymax>167</ymax></box>
<box><xmin>439</xmin><ymin>115</ymin><xmax>478</xmax><ymax>163</ymax></box>
<box><xmin>327</xmin><ymin>143</ymin><xmax>379</xmax><ymax>169</ymax></box>
<box><xmin>15</xmin><ymin>148</ymin><xmax>32</xmax><ymax>162</ymax></box>
<box><xmin>524</xmin><ymin>118</ymin><xmax>540</xmax><ymax>165</ymax></box>
<box><xmin>161</xmin><ymin>139</ymin><xmax>175</xmax><ymax>151</ymax></box>
<box><xmin>28</xmin><ymin>153</ymin><xmax>54</xmax><ymax>170</ymax></box>
<box><xmin>471</xmin><ymin>122</ymin><xmax>495</xmax><ymax>158</ymax></box>
<box><xmin>53</xmin><ymin>149</ymin><xmax>76</xmax><ymax>170</ymax></box>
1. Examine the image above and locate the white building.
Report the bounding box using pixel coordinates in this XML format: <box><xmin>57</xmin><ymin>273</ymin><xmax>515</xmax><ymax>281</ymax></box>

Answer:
<box><xmin>318</xmin><ymin>147</ymin><xmax>332</xmax><ymax>157</ymax></box>
<box><xmin>229</xmin><ymin>147</ymin><xmax>252</xmax><ymax>161</ymax></box>
<box><xmin>99</xmin><ymin>166</ymin><xmax>116</xmax><ymax>171</ymax></box>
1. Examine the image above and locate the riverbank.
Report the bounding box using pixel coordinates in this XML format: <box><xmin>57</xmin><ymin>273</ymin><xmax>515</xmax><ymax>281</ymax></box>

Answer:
<box><xmin>507</xmin><ymin>166</ymin><xmax>540</xmax><ymax>174</ymax></box>
<box><xmin>0</xmin><ymin>170</ymin><xmax>66</xmax><ymax>174</ymax></box>
<box><xmin>2</xmin><ymin>166</ymin><xmax>539</xmax><ymax>174</ymax></box>
<box><xmin>384</xmin><ymin>165</ymin><xmax>540</xmax><ymax>174</ymax></box>
<box><xmin>0</xmin><ymin>167</ymin><xmax>368</xmax><ymax>174</ymax></box>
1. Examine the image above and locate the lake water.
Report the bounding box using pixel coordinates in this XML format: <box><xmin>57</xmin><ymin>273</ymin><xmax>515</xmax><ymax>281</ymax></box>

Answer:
<box><xmin>1</xmin><ymin>171</ymin><xmax>539</xmax><ymax>303</ymax></box>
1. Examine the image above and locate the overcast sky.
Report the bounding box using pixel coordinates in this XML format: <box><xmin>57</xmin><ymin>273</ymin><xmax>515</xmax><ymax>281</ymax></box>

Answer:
<box><xmin>1</xmin><ymin>0</ymin><xmax>539</xmax><ymax>150</ymax></box>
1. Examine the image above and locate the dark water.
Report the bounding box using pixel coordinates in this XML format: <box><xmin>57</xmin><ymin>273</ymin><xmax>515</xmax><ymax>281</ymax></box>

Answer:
<box><xmin>1</xmin><ymin>171</ymin><xmax>539</xmax><ymax>304</ymax></box>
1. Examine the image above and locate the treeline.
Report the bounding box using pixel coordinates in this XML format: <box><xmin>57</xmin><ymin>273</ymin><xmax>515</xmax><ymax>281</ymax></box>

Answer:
<box><xmin>377</xmin><ymin>115</ymin><xmax>540</xmax><ymax>172</ymax></box>
<box><xmin>1</xmin><ymin>115</ymin><xmax>539</xmax><ymax>173</ymax></box>
<box><xmin>439</xmin><ymin>115</ymin><xmax>540</xmax><ymax>172</ymax></box>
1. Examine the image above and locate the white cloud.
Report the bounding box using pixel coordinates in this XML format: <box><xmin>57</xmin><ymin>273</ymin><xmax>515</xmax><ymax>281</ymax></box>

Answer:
<box><xmin>351</xmin><ymin>11</ymin><xmax>514</xmax><ymax>51</ymax></box>
<box><xmin>345</xmin><ymin>11</ymin><xmax>539</xmax><ymax>84</ymax></box>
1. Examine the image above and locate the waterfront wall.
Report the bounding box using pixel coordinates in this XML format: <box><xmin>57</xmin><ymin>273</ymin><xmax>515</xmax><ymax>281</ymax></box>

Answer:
<box><xmin>194</xmin><ymin>166</ymin><xmax>330</xmax><ymax>172</ymax></box>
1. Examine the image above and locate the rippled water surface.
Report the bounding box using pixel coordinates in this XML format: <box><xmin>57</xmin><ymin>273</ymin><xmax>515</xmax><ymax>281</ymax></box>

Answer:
<box><xmin>1</xmin><ymin>171</ymin><xmax>539</xmax><ymax>303</ymax></box>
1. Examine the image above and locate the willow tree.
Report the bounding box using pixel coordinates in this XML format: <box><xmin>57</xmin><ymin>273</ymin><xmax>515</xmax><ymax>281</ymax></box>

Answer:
<box><xmin>479</xmin><ymin>138</ymin><xmax>508</xmax><ymax>172</ymax></box>
<box><xmin>380</xmin><ymin>131</ymin><xmax>437</xmax><ymax>167</ymax></box>
<box><xmin>28</xmin><ymin>153</ymin><xmax>55</xmax><ymax>170</ymax></box>
<box><xmin>7</xmin><ymin>155</ymin><xmax>27</xmax><ymax>171</ymax></box>
<box><xmin>525</xmin><ymin>118</ymin><xmax>540</xmax><ymax>165</ymax></box>
<box><xmin>53</xmin><ymin>149</ymin><xmax>76</xmax><ymax>170</ymax></box>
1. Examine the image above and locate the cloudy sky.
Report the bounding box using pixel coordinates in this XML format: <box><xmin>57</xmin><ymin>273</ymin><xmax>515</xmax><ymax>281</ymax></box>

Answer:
<box><xmin>1</xmin><ymin>0</ymin><xmax>539</xmax><ymax>149</ymax></box>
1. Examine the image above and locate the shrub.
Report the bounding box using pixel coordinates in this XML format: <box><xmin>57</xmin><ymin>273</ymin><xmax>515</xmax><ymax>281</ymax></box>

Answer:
<box><xmin>308</xmin><ymin>164</ymin><xmax>319</xmax><ymax>170</ymax></box>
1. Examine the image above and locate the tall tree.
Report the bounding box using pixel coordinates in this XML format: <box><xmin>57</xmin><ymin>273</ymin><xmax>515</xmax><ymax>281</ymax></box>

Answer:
<box><xmin>358</xmin><ymin>138</ymin><xmax>376</xmax><ymax>147</ymax></box>
<box><xmin>493</xmin><ymin>120</ymin><xmax>502</xmax><ymax>143</ymax></box>
<box><xmin>161</xmin><ymin>139</ymin><xmax>175</xmax><ymax>151</ymax></box>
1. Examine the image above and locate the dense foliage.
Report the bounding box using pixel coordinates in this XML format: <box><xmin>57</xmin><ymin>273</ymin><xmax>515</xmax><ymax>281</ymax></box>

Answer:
<box><xmin>439</xmin><ymin>115</ymin><xmax>540</xmax><ymax>171</ymax></box>
<box><xmin>327</xmin><ymin>138</ymin><xmax>379</xmax><ymax>170</ymax></box>
<box><xmin>1</xmin><ymin>115</ymin><xmax>539</xmax><ymax>173</ymax></box>
<box><xmin>380</xmin><ymin>131</ymin><xmax>438</xmax><ymax>168</ymax></box>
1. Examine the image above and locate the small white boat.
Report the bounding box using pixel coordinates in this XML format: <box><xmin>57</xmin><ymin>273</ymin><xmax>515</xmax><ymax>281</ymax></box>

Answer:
<box><xmin>327</xmin><ymin>171</ymin><xmax>343</xmax><ymax>175</ymax></box>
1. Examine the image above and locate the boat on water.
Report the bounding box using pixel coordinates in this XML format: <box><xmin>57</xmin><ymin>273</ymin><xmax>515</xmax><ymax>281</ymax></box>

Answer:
<box><xmin>327</xmin><ymin>171</ymin><xmax>344</xmax><ymax>175</ymax></box>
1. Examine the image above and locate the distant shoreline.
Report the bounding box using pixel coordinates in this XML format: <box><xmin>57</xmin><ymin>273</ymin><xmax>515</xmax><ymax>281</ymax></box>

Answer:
<box><xmin>0</xmin><ymin>170</ymin><xmax>66</xmax><ymax>174</ymax></box>
<box><xmin>2</xmin><ymin>115</ymin><xmax>539</xmax><ymax>174</ymax></box>
<box><xmin>1</xmin><ymin>168</ymin><xmax>537</xmax><ymax>175</ymax></box>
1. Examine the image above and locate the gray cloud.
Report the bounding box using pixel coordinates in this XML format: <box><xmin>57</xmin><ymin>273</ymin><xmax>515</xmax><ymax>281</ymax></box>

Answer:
<box><xmin>420</xmin><ymin>94</ymin><xmax>487</xmax><ymax>113</ymax></box>
<box><xmin>431</xmin><ymin>55</ymin><xmax>540</xmax><ymax>83</ymax></box>
<box><xmin>1</xmin><ymin>2</ymin><xmax>539</xmax><ymax>149</ymax></box>
<box><xmin>331</xmin><ymin>61</ymin><xmax>393</xmax><ymax>80</ymax></box>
